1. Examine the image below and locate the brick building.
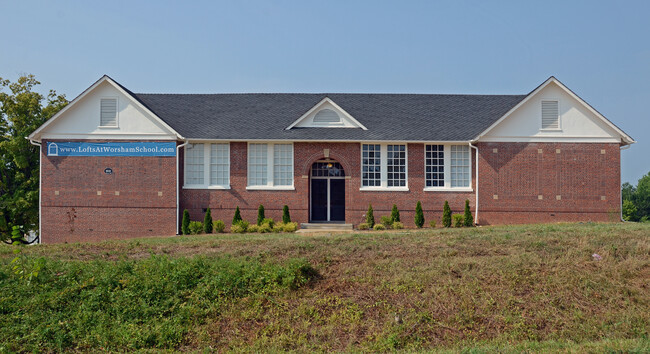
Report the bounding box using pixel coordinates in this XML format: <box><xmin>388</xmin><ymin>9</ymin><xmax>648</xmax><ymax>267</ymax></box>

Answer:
<box><xmin>28</xmin><ymin>76</ymin><xmax>634</xmax><ymax>243</ymax></box>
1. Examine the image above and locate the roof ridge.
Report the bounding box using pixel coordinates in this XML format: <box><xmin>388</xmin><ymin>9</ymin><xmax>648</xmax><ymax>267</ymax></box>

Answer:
<box><xmin>134</xmin><ymin>92</ymin><xmax>527</xmax><ymax>96</ymax></box>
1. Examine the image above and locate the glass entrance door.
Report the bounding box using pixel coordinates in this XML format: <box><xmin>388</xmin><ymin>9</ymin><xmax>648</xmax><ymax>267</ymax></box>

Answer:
<box><xmin>310</xmin><ymin>161</ymin><xmax>345</xmax><ymax>222</ymax></box>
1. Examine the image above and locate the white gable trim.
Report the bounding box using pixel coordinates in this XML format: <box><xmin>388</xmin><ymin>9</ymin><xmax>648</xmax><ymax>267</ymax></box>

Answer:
<box><xmin>285</xmin><ymin>97</ymin><xmax>368</xmax><ymax>130</ymax></box>
<box><xmin>474</xmin><ymin>77</ymin><xmax>635</xmax><ymax>145</ymax></box>
<box><xmin>28</xmin><ymin>75</ymin><xmax>183</xmax><ymax>141</ymax></box>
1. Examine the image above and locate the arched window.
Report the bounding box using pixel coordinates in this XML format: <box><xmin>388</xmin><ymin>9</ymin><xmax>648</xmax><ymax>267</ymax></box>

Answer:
<box><xmin>313</xmin><ymin>109</ymin><xmax>341</xmax><ymax>124</ymax></box>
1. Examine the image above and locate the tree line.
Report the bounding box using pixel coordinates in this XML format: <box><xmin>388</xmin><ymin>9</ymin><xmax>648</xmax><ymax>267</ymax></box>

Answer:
<box><xmin>622</xmin><ymin>173</ymin><xmax>650</xmax><ymax>222</ymax></box>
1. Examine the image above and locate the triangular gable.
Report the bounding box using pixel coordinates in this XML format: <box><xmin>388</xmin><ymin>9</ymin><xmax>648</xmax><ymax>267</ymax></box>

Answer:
<box><xmin>285</xmin><ymin>97</ymin><xmax>367</xmax><ymax>130</ymax></box>
<box><xmin>475</xmin><ymin>76</ymin><xmax>635</xmax><ymax>145</ymax></box>
<box><xmin>28</xmin><ymin>75</ymin><xmax>183</xmax><ymax>141</ymax></box>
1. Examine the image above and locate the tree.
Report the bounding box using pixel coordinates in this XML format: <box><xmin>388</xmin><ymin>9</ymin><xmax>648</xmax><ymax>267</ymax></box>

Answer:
<box><xmin>282</xmin><ymin>205</ymin><xmax>291</xmax><ymax>223</ymax></box>
<box><xmin>463</xmin><ymin>200</ymin><xmax>474</xmax><ymax>227</ymax></box>
<box><xmin>181</xmin><ymin>209</ymin><xmax>190</xmax><ymax>235</ymax></box>
<box><xmin>257</xmin><ymin>204</ymin><xmax>265</xmax><ymax>226</ymax></box>
<box><xmin>203</xmin><ymin>208</ymin><xmax>213</xmax><ymax>233</ymax></box>
<box><xmin>232</xmin><ymin>206</ymin><xmax>242</xmax><ymax>224</ymax></box>
<box><xmin>634</xmin><ymin>172</ymin><xmax>650</xmax><ymax>220</ymax></box>
<box><xmin>442</xmin><ymin>201</ymin><xmax>452</xmax><ymax>228</ymax></box>
<box><xmin>391</xmin><ymin>204</ymin><xmax>400</xmax><ymax>223</ymax></box>
<box><xmin>366</xmin><ymin>204</ymin><xmax>375</xmax><ymax>228</ymax></box>
<box><xmin>414</xmin><ymin>201</ymin><xmax>424</xmax><ymax>228</ymax></box>
<box><xmin>622</xmin><ymin>200</ymin><xmax>638</xmax><ymax>222</ymax></box>
<box><xmin>0</xmin><ymin>75</ymin><xmax>67</xmax><ymax>242</ymax></box>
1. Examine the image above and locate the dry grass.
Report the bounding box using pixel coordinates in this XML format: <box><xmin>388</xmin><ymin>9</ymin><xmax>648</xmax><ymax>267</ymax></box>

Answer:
<box><xmin>1</xmin><ymin>222</ymin><xmax>649</xmax><ymax>351</ymax></box>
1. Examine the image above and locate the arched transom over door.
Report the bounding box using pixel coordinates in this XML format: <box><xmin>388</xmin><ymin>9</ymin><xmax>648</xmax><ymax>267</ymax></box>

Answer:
<box><xmin>310</xmin><ymin>160</ymin><xmax>345</xmax><ymax>222</ymax></box>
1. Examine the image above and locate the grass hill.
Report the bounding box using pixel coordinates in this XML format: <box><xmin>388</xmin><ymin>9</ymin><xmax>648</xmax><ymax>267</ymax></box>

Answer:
<box><xmin>1</xmin><ymin>223</ymin><xmax>648</xmax><ymax>352</ymax></box>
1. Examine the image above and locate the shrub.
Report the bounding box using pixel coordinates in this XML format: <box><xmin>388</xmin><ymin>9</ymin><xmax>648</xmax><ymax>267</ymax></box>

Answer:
<box><xmin>231</xmin><ymin>220</ymin><xmax>249</xmax><ymax>233</ymax></box>
<box><xmin>188</xmin><ymin>221</ymin><xmax>203</xmax><ymax>235</ymax></box>
<box><xmin>373</xmin><ymin>224</ymin><xmax>386</xmax><ymax>231</ymax></box>
<box><xmin>282</xmin><ymin>222</ymin><xmax>298</xmax><ymax>232</ymax></box>
<box><xmin>463</xmin><ymin>200</ymin><xmax>474</xmax><ymax>227</ymax></box>
<box><xmin>282</xmin><ymin>205</ymin><xmax>291</xmax><ymax>223</ymax></box>
<box><xmin>213</xmin><ymin>220</ymin><xmax>225</xmax><ymax>233</ymax></box>
<box><xmin>391</xmin><ymin>204</ymin><xmax>400</xmax><ymax>223</ymax></box>
<box><xmin>358</xmin><ymin>223</ymin><xmax>369</xmax><ymax>230</ymax></box>
<box><xmin>261</xmin><ymin>218</ymin><xmax>274</xmax><ymax>228</ymax></box>
<box><xmin>247</xmin><ymin>224</ymin><xmax>260</xmax><ymax>233</ymax></box>
<box><xmin>203</xmin><ymin>208</ymin><xmax>213</xmax><ymax>233</ymax></box>
<box><xmin>443</xmin><ymin>201</ymin><xmax>452</xmax><ymax>228</ymax></box>
<box><xmin>393</xmin><ymin>221</ymin><xmax>404</xmax><ymax>229</ymax></box>
<box><xmin>453</xmin><ymin>214</ymin><xmax>464</xmax><ymax>228</ymax></box>
<box><xmin>366</xmin><ymin>204</ymin><xmax>375</xmax><ymax>228</ymax></box>
<box><xmin>429</xmin><ymin>220</ymin><xmax>437</xmax><ymax>228</ymax></box>
<box><xmin>380</xmin><ymin>215</ymin><xmax>393</xmax><ymax>227</ymax></box>
<box><xmin>233</xmin><ymin>206</ymin><xmax>242</xmax><ymax>225</ymax></box>
<box><xmin>181</xmin><ymin>209</ymin><xmax>190</xmax><ymax>235</ymax></box>
<box><xmin>414</xmin><ymin>201</ymin><xmax>424</xmax><ymax>228</ymax></box>
<box><xmin>273</xmin><ymin>223</ymin><xmax>284</xmax><ymax>233</ymax></box>
<box><xmin>257</xmin><ymin>205</ymin><xmax>265</xmax><ymax>225</ymax></box>
<box><xmin>258</xmin><ymin>223</ymin><xmax>272</xmax><ymax>233</ymax></box>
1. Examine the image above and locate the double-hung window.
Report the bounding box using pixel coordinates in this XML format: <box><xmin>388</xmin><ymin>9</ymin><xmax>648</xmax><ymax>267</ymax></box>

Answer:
<box><xmin>184</xmin><ymin>143</ymin><xmax>230</xmax><ymax>188</ymax></box>
<box><xmin>361</xmin><ymin>143</ymin><xmax>408</xmax><ymax>190</ymax></box>
<box><xmin>247</xmin><ymin>143</ymin><xmax>294</xmax><ymax>189</ymax></box>
<box><xmin>424</xmin><ymin>144</ymin><xmax>471</xmax><ymax>190</ymax></box>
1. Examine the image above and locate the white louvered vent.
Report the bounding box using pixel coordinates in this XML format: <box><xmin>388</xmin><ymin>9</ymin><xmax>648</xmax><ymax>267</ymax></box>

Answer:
<box><xmin>541</xmin><ymin>100</ymin><xmax>559</xmax><ymax>129</ymax></box>
<box><xmin>100</xmin><ymin>98</ymin><xmax>118</xmax><ymax>127</ymax></box>
<box><xmin>313</xmin><ymin>109</ymin><xmax>341</xmax><ymax>123</ymax></box>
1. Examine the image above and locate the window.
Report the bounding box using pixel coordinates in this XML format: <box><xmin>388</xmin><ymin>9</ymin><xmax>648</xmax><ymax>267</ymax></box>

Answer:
<box><xmin>425</xmin><ymin>145</ymin><xmax>444</xmax><ymax>187</ymax></box>
<box><xmin>184</xmin><ymin>142</ymin><xmax>231</xmax><ymax>188</ymax></box>
<box><xmin>247</xmin><ymin>143</ymin><xmax>294</xmax><ymax>189</ymax></box>
<box><xmin>100</xmin><ymin>98</ymin><xmax>118</xmax><ymax>127</ymax></box>
<box><xmin>313</xmin><ymin>109</ymin><xmax>341</xmax><ymax>123</ymax></box>
<box><xmin>185</xmin><ymin>143</ymin><xmax>205</xmax><ymax>185</ymax></box>
<box><xmin>361</xmin><ymin>144</ymin><xmax>407</xmax><ymax>189</ymax></box>
<box><xmin>387</xmin><ymin>145</ymin><xmax>406</xmax><ymax>187</ymax></box>
<box><xmin>210</xmin><ymin>143</ymin><xmax>229</xmax><ymax>186</ymax></box>
<box><xmin>450</xmin><ymin>145</ymin><xmax>470</xmax><ymax>187</ymax></box>
<box><xmin>541</xmin><ymin>100</ymin><xmax>559</xmax><ymax>129</ymax></box>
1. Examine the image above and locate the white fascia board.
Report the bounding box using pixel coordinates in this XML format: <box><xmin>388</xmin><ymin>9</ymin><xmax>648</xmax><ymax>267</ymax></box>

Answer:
<box><xmin>285</xmin><ymin>97</ymin><xmax>368</xmax><ymax>130</ymax></box>
<box><xmin>474</xmin><ymin>76</ymin><xmax>635</xmax><ymax>145</ymax></box>
<box><xmin>184</xmin><ymin>138</ymin><xmax>472</xmax><ymax>144</ymax></box>
<box><xmin>29</xmin><ymin>75</ymin><xmax>184</xmax><ymax>141</ymax></box>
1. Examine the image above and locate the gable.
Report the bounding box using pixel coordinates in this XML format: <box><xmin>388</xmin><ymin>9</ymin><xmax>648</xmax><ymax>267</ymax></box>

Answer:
<box><xmin>286</xmin><ymin>97</ymin><xmax>367</xmax><ymax>130</ymax></box>
<box><xmin>478</xmin><ymin>79</ymin><xmax>634</xmax><ymax>144</ymax></box>
<box><xmin>30</xmin><ymin>77</ymin><xmax>179</xmax><ymax>141</ymax></box>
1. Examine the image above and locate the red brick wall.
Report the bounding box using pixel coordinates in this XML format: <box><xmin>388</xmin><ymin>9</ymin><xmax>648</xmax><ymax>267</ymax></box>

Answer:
<box><xmin>477</xmin><ymin>142</ymin><xmax>621</xmax><ymax>224</ymax></box>
<box><xmin>41</xmin><ymin>140</ymin><xmax>177</xmax><ymax>243</ymax></box>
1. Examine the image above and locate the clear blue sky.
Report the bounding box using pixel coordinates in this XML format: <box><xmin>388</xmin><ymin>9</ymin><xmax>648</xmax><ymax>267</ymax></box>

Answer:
<box><xmin>1</xmin><ymin>0</ymin><xmax>648</xmax><ymax>183</ymax></box>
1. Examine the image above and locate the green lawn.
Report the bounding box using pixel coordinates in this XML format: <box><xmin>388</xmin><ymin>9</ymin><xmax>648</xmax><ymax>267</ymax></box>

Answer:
<box><xmin>1</xmin><ymin>222</ymin><xmax>649</xmax><ymax>352</ymax></box>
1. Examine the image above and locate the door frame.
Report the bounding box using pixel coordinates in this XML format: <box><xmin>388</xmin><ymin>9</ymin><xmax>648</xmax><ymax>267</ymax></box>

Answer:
<box><xmin>309</xmin><ymin>159</ymin><xmax>345</xmax><ymax>223</ymax></box>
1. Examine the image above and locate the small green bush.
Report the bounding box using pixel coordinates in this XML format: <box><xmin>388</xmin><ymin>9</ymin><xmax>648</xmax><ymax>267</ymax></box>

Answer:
<box><xmin>282</xmin><ymin>222</ymin><xmax>298</xmax><ymax>232</ymax></box>
<box><xmin>393</xmin><ymin>221</ymin><xmax>404</xmax><ymax>229</ymax></box>
<box><xmin>373</xmin><ymin>224</ymin><xmax>386</xmax><ymax>231</ymax></box>
<box><xmin>429</xmin><ymin>220</ymin><xmax>437</xmax><ymax>228</ymax></box>
<box><xmin>272</xmin><ymin>223</ymin><xmax>284</xmax><ymax>233</ymax></box>
<box><xmin>380</xmin><ymin>215</ymin><xmax>393</xmax><ymax>227</ymax></box>
<box><xmin>233</xmin><ymin>206</ymin><xmax>242</xmax><ymax>225</ymax></box>
<box><xmin>391</xmin><ymin>204</ymin><xmax>400</xmax><ymax>223</ymax></box>
<box><xmin>414</xmin><ymin>201</ymin><xmax>424</xmax><ymax>228</ymax></box>
<box><xmin>247</xmin><ymin>224</ymin><xmax>260</xmax><ymax>233</ymax></box>
<box><xmin>358</xmin><ymin>223</ymin><xmax>369</xmax><ymax>230</ymax></box>
<box><xmin>231</xmin><ymin>220</ymin><xmax>249</xmax><ymax>233</ymax></box>
<box><xmin>203</xmin><ymin>208</ymin><xmax>213</xmax><ymax>233</ymax></box>
<box><xmin>453</xmin><ymin>214</ymin><xmax>464</xmax><ymax>228</ymax></box>
<box><xmin>213</xmin><ymin>220</ymin><xmax>225</xmax><ymax>233</ymax></box>
<box><xmin>282</xmin><ymin>205</ymin><xmax>291</xmax><ymax>223</ymax></box>
<box><xmin>463</xmin><ymin>200</ymin><xmax>474</xmax><ymax>227</ymax></box>
<box><xmin>366</xmin><ymin>204</ymin><xmax>375</xmax><ymax>228</ymax></box>
<box><xmin>181</xmin><ymin>209</ymin><xmax>190</xmax><ymax>235</ymax></box>
<box><xmin>261</xmin><ymin>218</ymin><xmax>274</xmax><ymax>228</ymax></box>
<box><xmin>443</xmin><ymin>201</ymin><xmax>452</xmax><ymax>228</ymax></box>
<box><xmin>188</xmin><ymin>221</ymin><xmax>203</xmax><ymax>235</ymax></box>
<box><xmin>258</xmin><ymin>223</ymin><xmax>272</xmax><ymax>233</ymax></box>
<box><xmin>257</xmin><ymin>205</ymin><xmax>265</xmax><ymax>226</ymax></box>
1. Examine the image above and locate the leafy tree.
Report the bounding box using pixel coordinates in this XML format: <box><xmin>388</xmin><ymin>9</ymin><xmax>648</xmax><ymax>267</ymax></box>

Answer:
<box><xmin>232</xmin><ymin>206</ymin><xmax>242</xmax><ymax>224</ymax></box>
<box><xmin>622</xmin><ymin>200</ymin><xmax>638</xmax><ymax>222</ymax></box>
<box><xmin>622</xmin><ymin>182</ymin><xmax>636</xmax><ymax>203</ymax></box>
<box><xmin>257</xmin><ymin>205</ymin><xmax>265</xmax><ymax>226</ymax></box>
<box><xmin>282</xmin><ymin>205</ymin><xmax>291</xmax><ymax>223</ymax></box>
<box><xmin>181</xmin><ymin>209</ymin><xmax>190</xmax><ymax>235</ymax></box>
<box><xmin>442</xmin><ymin>201</ymin><xmax>452</xmax><ymax>228</ymax></box>
<box><xmin>463</xmin><ymin>200</ymin><xmax>474</xmax><ymax>227</ymax></box>
<box><xmin>0</xmin><ymin>75</ymin><xmax>67</xmax><ymax>242</ymax></box>
<box><xmin>366</xmin><ymin>204</ymin><xmax>375</xmax><ymax>228</ymax></box>
<box><xmin>414</xmin><ymin>201</ymin><xmax>424</xmax><ymax>228</ymax></box>
<box><xmin>390</xmin><ymin>204</ymin><xmax>400</xmax><ymax>223</ymax></box>
<box><xmin>622</xmin><ymin>172</ymin><xmax>650</xmax><ymax>222</ymax></box>
<box><xmin>203</xmin><ymin>208</ymin><xmax>213</xmax><ymax>233</ymax></box>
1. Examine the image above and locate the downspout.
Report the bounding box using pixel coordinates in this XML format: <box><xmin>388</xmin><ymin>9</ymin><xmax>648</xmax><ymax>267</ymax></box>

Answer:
<box><xmin>28</xmin><ymin>138</ymin><xmax>42</xmax><ymax>244</ymax></box>
<box><xmin>176</xmin><ymin>140</ymin><xmax>189</xmax><ymax>235</ymax></box>
<box><xmin>469</xmin><ymin>141</ymin><xmax>479</xmax><ymax>225</ymax></box>
<box><xmin>620</xmin><ymin>144</ymin><xmax>632</xmax><ymax>222</ymax></box>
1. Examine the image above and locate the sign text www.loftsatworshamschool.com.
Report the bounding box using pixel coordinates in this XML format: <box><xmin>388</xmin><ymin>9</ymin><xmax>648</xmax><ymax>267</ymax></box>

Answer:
<box><xmin>46</xmin><ymin>142</ymin><xmax>176</xmax><ymax>157</ymax></box>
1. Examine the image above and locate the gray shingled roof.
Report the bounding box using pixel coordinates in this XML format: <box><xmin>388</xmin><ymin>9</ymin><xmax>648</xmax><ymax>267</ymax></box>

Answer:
<box><xmin>133</xmin><ymin>93</ymin><xmax>526</xmax><ymax>141</ymax></box>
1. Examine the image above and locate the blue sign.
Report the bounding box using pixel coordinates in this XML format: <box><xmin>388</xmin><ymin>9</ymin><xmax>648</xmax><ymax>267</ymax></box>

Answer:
<box><xmin>46</xmin><ymin>142</ymin><xmax>176</xmax><ymax>157</ymax></box>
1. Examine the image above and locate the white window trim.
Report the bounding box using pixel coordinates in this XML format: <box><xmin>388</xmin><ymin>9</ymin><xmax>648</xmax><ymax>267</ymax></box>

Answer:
<box><xmin>359</xmin><ymin>143</ymin><xmax>409</xmax><ymax>191</ymax></box>
<box><xmin>183</xmin><ymin>142</ymin><xmax>231</xmax><ymax>189</ymax></box>
<box><xmin>246</xmin><ymin>142</ymin><xmax>295</xmax><ymax>190</ymax></box>
<box><xmin>423</xmin><ymin>144</ymin><xmax>473</xmax><ymax>192</ymax></box>
<box><xmin>98</xmin><ymin>96</ymin><xmax>120</xmax><ymax>129</ymax></box>
<box><xmin>540</xmin><ymin>98</ymin><xmax>562</xmax><ymax>132</ymax></box>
